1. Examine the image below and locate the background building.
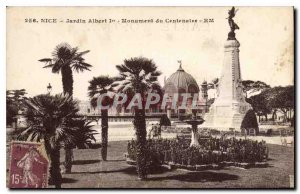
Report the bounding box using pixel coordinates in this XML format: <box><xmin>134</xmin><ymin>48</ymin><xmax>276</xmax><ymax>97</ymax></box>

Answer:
<box><xmin>79</xmin><ymin>63</ymin><xmax>213</xmax><ymax>120</ymax></box>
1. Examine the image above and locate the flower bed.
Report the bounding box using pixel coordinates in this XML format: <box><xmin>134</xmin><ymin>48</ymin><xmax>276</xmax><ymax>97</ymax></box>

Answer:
<box><xmin>126</xmin><ymin>137</ymin><xmax>268</xmax><ymax>169</ymax></box>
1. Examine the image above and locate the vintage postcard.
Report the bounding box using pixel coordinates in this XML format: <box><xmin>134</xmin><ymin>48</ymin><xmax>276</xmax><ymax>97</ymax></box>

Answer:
<box><xmin>6</xmin><ymin>6</ymin><xmax>294</xmax><ymax>188</ymax></box>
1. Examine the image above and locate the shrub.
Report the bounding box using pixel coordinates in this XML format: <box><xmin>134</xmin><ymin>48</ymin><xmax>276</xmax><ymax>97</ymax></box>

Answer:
<box><xmin>127</xmin><ymin>137</ymin><xmax>268</xmax><ymax>167</ymax></box>
<box><xmin>241</xmin><ymin>109</ymin><xmax>259</xmax><ymax>134</ymax></box>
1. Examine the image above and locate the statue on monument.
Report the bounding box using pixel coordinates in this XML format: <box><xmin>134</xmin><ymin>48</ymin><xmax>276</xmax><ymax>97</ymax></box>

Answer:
<box><xmin>227</xmin><ymin>7</ymin><xmax>239</xmax><ymax>40</ymax></box>
<box><xmin>203</xmin><ymin>7</ymin><xmax>253</xmax><ymax>130</ymax></box>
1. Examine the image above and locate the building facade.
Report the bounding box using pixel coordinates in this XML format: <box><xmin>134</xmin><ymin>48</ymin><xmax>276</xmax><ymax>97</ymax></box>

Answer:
<box><xmin>79</xmin><ymin>63</ymin><xmax>212</xmax><ymax>120</ymax></box>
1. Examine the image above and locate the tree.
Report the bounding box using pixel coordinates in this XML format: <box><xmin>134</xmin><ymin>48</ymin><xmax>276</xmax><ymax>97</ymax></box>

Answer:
<box><xmin>248</xmin><ymin>91</ymin><xmax>271</xmax><ymax>121</ymax></box>
<box><xmin>114</xmin><ymin>57</ymin><xmax>161</xmax><ymax>180</ymax></box>
<box><xmin>88</xmin><ymin>76</ymin><xmax>114</xmax><ymax>161</ymax></box>
<box><xmin>281</xmin><ymin>86</ymin><xmax>294</xmax><ymax>123</ymax></box>
<box><xmin>6</xmin><ymin>89</ymin><xmax>27</xmax><ymax>126</ymax></box>
<box><xmin>17</xmin><ymin>94</ymin><xmax>79</xmax><ymax>188</ymax></box>
<box><xmin>39</xmin><ymin>42</ymin><xmax>92</xmax><ymax>173</ymax></box>
<box><xmin>39</xmin><ymin>43</ymin><xmax>92</xmax><ymax>96</ymax></box>
<box><xmin>242</xmin><ymin>80</ymin><xmax>270</xmax><ymax>98</ymax></box>
<box><xmin>266</xmin><ymin>86</ymin><xmax>294</xmax><ymax>123</ymax></box>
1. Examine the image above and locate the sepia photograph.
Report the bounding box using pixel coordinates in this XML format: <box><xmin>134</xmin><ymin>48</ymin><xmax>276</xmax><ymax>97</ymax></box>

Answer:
<box><xmin>6</xmin><ymin>6</ymin><xmax>294</xmax><ymax>189</ymax></box>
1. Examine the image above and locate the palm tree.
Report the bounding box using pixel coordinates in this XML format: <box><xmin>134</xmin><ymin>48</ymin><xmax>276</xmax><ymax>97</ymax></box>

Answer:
<box><xmin>88</xmin><ymin>76</ymin><xmax>114</xmax><ymax>161</ymax></box>
<box><xmin>114</xmin><ymin>57</ymin><xmax>161</xmax><ymax>180</ymax></box>
<box><xmin>39</xmin><ymin>43</ymin><xmax>92</xmax><ymax>96</ymax></box>
<box><xmin>39</xmin><ymin>42</ymin><xmax>92</xmax><ymax>173</ymax></box>
<box><xmin>18</xmin><ymin>94</ymin><xmax>79</xmax><ymax>188</ymax></box>
<box><xmin>67</xmin><ymin>119</ymin><xmax>98</xmax><ymax>149</ymax></box>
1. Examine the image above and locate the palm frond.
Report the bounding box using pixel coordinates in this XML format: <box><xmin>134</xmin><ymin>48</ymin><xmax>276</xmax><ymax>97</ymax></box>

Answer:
<box><xmin>39</xmin><ymin>58</ymin><xmax>52</xmax><ymax>62</ymax></box>
<box><xmin>76</xmin><ymin>50</ymin><xmax>90</xmax><ymax>57</ymax></box>
<box><xmin>21</xmin><ymin>94</ymin><xmax>81</xmax><ymax>151</ymax></box>
<box><xmin>115</xmin><ymin>57</ymin><xmax>161</xmax><ymax>100</ymax></box>
<box><xmin>39</xmin><ymin>42</ymin><xmax>92</xmax><ymax>75</ymax></box>
<box><xmin>72</xmin><ymin>62</ymin><xmax>92</xmax><ymax>72</ymax></box>
<box><xmin>88</xmin><ymin>76</ymin><xmax>115</xmax><ymax>107</ymax></box>
<box><xmin>90</xmin><ymin>97</ymin><xmax>98</xmax><ymax>109</ymax></box>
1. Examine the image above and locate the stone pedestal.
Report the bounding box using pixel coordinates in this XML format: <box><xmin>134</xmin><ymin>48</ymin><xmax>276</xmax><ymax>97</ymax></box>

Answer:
<box><xmin>203</xmin><ymin>39</ymin><xmax>251</xmax><ymax>130</ymax></box>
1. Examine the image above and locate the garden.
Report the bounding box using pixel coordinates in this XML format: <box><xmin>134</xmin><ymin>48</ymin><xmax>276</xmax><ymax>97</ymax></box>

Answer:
<box><xmin>126</xmin><ymin>137</ymin><xmax>269</xmax><ymax>170</ymax></box>
<box><xmin>6</xmin><ymin>42</ymin><xmax>294</xmax><ymax>188</ymax></box>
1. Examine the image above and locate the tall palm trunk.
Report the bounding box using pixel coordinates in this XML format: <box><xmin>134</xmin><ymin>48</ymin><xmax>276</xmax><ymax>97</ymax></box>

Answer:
<box><xmin>134</xmin><ymin>105</ymin><xmax>147</xmax><ymax>180</ymax></box>
<box><xmin>49</xmin><ymin>147</ymin><xmax>62</xmax><ymax>188</ymax></box>
<box><xmin>101</xmin><ymin>109</ymin><xmax>108</xmax><ymax>161</ymax></box>
<box><xmin>45</xmin><ymin>139</ymin><xmax>62</xmax><ymax>188</ymax></box>
<box><xmin>61</xmin><ymin>65</ymin><xmax>73</xmax><ymax>96</ymax></box>
<box><xmin>62</xmin><ymin>65</ymin><xmax>74</xmax><ymax>173</ymax></box>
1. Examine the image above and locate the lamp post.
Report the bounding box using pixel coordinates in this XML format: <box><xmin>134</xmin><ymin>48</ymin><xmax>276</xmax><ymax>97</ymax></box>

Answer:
<box><xmin>47</xmin><ymin>83</ymin><xmax>52</xmax><ymax>95</ymax></box>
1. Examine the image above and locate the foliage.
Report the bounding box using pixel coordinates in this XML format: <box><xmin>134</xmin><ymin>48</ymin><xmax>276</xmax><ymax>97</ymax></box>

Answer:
<box><xmin>7</xmin><ymin>102</ymin><xmax>18</xmax><ymax>125</ymax></box>
<box><xmin>18</xmin><ymin>94</ymin><xmax>80</xmax><ymax>147</ymax></box>
<box><xmin>127</xmin><ymin>137</ymin><xmax>268</xmax><ymax>167</ymax></box>
<box><xmin>242</xmin><ymin>80</ymin><xmax>270</xmax><ymax>98</ymax></box>
<box><xmin>114</xmin><ymin>57</ymin><xmax>162</xmax><ymax>98</ymax></box>
<box><xmin>6</xmin><ymin>89</ymin><xmax>27</xmax><ymax>125</ymax></box>
<box><xmin>115</xmin><ymin>57</ymin><xmax>161</xmax><ymax>180</ymax></box>
<box><xmin>248</xmin><ymin>91</ymin><xmax>271</xmax><ymax>119</ymax></box>
<box><xmin>88</xmin><ymin>76</ymin><xmax>115</xmax><ymax>109</ymax></box>
<box><xmin>241</xmin><ymin>109</ymin><xmax>259</xmax><ymax>133</ymax></box>
<box><xmin>266</xmin><ymin>86</ymin><xmax>294</xmax><ymax>110</ymax></box>
<box><xmin>267</xmin><ymin>86</ymin><xmax>294</xmax><ymax>122</ymax></box>
<box><xmin>66</xmin><ymin>119</ymin><xmax>97</xmax><ymax>149</ymax></box>
<box><xmin>39</xmin><ymin>42</ymin><xmax>92</xmax><ymax>96</ymax></box>
<box><xmin>248</xmin><ymin>85</ymin><xmax>294</xmax><ymax>123</ymax></box>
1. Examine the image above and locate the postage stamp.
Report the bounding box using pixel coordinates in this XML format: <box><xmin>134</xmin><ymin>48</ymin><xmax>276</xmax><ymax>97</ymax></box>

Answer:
<box><xmin>9</xmin><ymin>141</ymin><xmax>49</xmax><ymax>188</ymax></box>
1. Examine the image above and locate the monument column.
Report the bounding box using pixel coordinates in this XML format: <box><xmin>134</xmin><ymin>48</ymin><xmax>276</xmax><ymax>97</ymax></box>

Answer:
<box><xmin>203</xmin><ymin>7</ymin><xmax>251</xmax><ymax>130</ymax></box>
<box><xmin>218</xmin><ymin>40</ymin><xmax>243</xmax><ymax>102</ymax></box>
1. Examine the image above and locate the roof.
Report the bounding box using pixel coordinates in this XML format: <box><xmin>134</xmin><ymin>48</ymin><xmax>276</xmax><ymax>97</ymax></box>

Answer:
<box><xmin>164</xmin><ymin>64</ymin><xmax>200</xmax><ymax>94</ymax></box>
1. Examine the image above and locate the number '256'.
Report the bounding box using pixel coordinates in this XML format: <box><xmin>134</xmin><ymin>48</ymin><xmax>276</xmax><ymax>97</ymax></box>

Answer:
<box><xmin>25</xmin><ymin>18</ymin><xmax>38</xmax><ymax>23</ymax></box>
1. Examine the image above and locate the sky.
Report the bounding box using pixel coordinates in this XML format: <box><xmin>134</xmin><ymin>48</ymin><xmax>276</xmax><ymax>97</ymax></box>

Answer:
<box><xmin>7</xmin><ymin>6</ymin><xmax>294</xmax><ymax>100</ymax></box>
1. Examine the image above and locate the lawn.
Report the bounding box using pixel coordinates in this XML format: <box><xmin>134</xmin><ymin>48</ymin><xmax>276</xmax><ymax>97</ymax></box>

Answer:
<box><xmin>56</xmin><ymin>141</ymin><xmax>294</xmax><ymax>188</ymax></box>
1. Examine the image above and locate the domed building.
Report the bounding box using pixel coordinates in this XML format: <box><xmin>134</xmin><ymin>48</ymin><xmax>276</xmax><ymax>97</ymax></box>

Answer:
<box><xmin>163</xmin><ymin>63</ymin><xmax>201</xmax><ymax>119</ymax></box>
<box><xmin>164</xmin><ymin>64</ymin><xmax>200</xmax><ymax>95</ymax></box>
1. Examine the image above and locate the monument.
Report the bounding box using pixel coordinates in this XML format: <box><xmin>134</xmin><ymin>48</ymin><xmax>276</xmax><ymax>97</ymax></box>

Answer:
<box><xmin>203</xmin><ymin>7</ymin><xmax>252</xmax><ymax>130</ymax></box>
